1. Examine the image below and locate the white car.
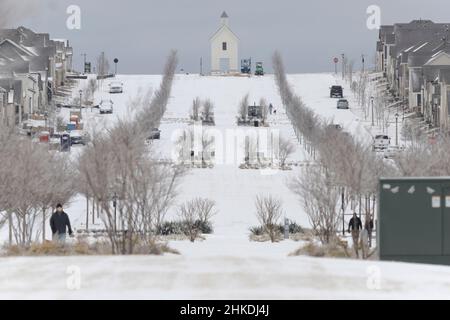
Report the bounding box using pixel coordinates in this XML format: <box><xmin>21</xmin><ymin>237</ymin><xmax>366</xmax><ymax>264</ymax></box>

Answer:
<box><xmin>99</xmin><ymin>99</ymin><xmax>114</xmax><ymax>114</ymax></box>
<box><xmin>373</xmin><ymin>135</ymin><xmax>391</xmax><ymax>151</ymax></box>
<box><xmin>109</xmin><ymin>81</ymin><xmax>123</xmax><ymax>94</ymax></box>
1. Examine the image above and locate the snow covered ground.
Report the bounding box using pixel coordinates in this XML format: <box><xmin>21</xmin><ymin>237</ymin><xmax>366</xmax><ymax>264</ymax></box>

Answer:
<box><xmin>1</xmin><ymin>73</ymin><xmax>446</xmax><ymax>299</ymax></box>
<box><xmin>3</xmin><ymin>253</ymin><xmax>450</xmax><ymax>299</ymax></box>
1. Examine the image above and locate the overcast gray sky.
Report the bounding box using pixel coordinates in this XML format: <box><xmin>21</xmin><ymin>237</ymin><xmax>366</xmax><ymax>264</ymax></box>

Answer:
<box><xmin>11</xmin><ymin>0</ymin><xmax>450</xmax><ymax>74</ymax></box>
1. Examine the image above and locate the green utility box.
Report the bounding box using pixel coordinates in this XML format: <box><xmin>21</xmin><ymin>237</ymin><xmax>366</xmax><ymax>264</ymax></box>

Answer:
<box><xmin>379</xmin><ymin>177</ymin><xmax>450</xmax><ymax>265</ymax></box>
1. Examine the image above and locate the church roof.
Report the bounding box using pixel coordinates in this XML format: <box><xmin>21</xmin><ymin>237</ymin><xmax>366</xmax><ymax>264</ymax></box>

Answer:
<box><xmin>210</xmin><ymin>24</ymin><xmax>240</xmax><ymax>42</ymax></box>
<box><xmin>221</xmin><ymin>11</ymin><xmax>228</xmax><ymax>18</ymax></box>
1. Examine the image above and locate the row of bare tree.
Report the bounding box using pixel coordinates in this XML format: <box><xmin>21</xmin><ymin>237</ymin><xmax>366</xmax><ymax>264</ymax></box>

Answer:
<box><xmin>272</xmin><ymin>52</ymin><xmax>395</xmax><ymax>244</ymax></box>
<box><xmin>77</xmin><ymin>51</ymin><xmax>182</xmax><ymax>254</ymax></box>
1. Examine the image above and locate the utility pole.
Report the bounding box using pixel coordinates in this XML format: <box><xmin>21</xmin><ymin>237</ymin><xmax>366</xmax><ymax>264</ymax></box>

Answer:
<box><xmin>395</xmin><ymin>113</ymin><xmax>399</xmax><ymax>146</ymax></box>
<box><xmin>342</xmin><ymin>187</ymin><xmax>345</xmax><ymax>236</ymax></box>
<box><xmin>200</xmin><ymin>57</ymin><xmax>203</xmax><ymax>76</ymax></box>
<box><xmin>362</xmin><ymin>54</ymin><xmax>365</xmax><ymax>74</ymax></box>
<box><xmin>79</xmin><ymin>89</ymin><xmax>83</xmax><ymax>117</ymax></box>
<box><xmin>371</xmin><ymin>96</ymin><xmax>375</xmax><ymax>126</ymax></box>
<box><xmin>341</xmin><ymin>53</ymin><xmax>345</xmax><ymax>80</ymax></box>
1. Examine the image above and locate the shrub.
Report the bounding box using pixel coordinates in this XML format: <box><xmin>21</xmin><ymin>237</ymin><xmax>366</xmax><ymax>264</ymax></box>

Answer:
<box><xmin>156</xmin><ymin>220</ymin><xmax>214</xmax><ymax>237</ymax></box>
<box><xmin>250</xmin><ymin>221</ymin><xmax>304</xmax><ymax>239</ymax></box>
<box><xmin>249</xmin><ymin>226</ymin><xmax>265</xmax><ymax>236</ymax></box>
<box><xmin>289</xmin><ymin>240</ymin><xmax>350</xmax><ymax>258</ymax></box>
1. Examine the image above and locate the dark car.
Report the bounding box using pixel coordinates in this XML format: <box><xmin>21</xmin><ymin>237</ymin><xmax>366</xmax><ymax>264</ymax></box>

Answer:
<box><xmin>330</xmin><ymin>85</ymin><xmax>343</xmax><ymax>98</ymax></box>
<box><xmin>337</xmin><ymin>99</ymin><xmax>349</xmax><ymax>109</ymax></box>
<box><xmin>70</xmin><ymin>130</ymin><xmax>87</xmax><ymax>146</ymax></box>
<box><xmin>147</xmin><ymin>128</ymin><xmax>161</xmax><ymax>140</ymax></box>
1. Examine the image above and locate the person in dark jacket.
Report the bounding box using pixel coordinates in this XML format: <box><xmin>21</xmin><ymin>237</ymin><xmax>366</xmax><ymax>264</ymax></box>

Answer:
<box><xmin>50</xmin><ymin>204</ymin><xmax>73</xmax><ymax>243</ymax></box>
<box><xmin>348</xmin><ymin>213</ymin><xmax>362</xmax><ymax>258</ymax></box>
<box><xmin>365</xmin><ymin>218</ymin><xmax>374</xmax><ymax>248</ymax></box>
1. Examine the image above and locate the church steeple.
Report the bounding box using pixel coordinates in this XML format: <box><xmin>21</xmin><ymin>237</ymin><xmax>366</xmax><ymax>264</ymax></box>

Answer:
<box><xmin>220</xmin><ymin>11</ymin><xmax>229</xmax><ymax>26</ymax></box>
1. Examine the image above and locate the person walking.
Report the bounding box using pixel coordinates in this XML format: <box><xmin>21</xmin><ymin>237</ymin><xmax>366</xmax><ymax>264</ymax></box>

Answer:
<box><xmin>269</xmin><ymin>103</ymin><xmax>273</xmax><ymax>115</ymax></box>
<box><xmin>348</xmin><ymin>212</ymin><xmax>362</xmax><ymax>258</ymax></box>
<box><xmin>365</xmin><ymin>218</ymin><xmax>374</xmax><ymax>248</ymax></box>
<box><xmin>50</xmin><ymin>204</ymin><xmax>73</xmax><ymax>244</ymax></box>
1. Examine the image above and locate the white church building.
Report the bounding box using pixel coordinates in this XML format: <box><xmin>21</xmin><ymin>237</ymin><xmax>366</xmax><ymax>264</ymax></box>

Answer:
<box><xmin>210</xmin><ymin>11</ymin><xmax>239</xmax><ymax>74</ymax></box>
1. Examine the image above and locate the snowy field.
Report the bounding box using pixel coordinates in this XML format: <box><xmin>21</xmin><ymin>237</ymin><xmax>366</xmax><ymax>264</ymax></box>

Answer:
<box><xmin>0</xmin><ymin>73</ymin><xmax>444</xmax><ymax>299</ymax></box>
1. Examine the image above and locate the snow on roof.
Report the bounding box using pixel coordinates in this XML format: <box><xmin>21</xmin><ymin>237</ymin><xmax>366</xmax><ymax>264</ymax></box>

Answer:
<box><xmin>413</xmin><ymin>42</ymin><xmax>429</xmax><ymax>52</ymax></box>
<box><xmin>404</xmin><ymin>45</ymin><xmax>416</xmax><ymax>52</ymax></box>
<box><xmin>0</xmin><ymin>39</ymin><xmax>37</xmax><ymax>57</ymax></box>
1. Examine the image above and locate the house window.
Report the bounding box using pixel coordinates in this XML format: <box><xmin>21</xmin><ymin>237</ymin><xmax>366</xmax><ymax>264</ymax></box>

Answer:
<box><xmin>222</xmin><ymin>42</ymin><xmax>227</xmax><ymax>51</ymax></box>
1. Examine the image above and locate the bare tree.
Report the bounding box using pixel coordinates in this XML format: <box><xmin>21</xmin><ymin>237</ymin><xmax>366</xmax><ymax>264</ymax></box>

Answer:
<box><xmin>260</xmin><ymin>98</ymin><xmax>269</xmax><ymax>124</ymax></box>
<box><xmin>178</xmin><ymin>200</ymin><xmax>199</xmax><ymax>242</ymax></box>
<box><xmin>191</xmin><ymin>97</ymin><xmax>201</xmax><ymax>122</ymax></box>
<box><xmin>86</xmin><ymin>78</ymin><xmax>98</xmax><ymax>101</ymax></box>
<box><xmin>202</xmin><ymin>99</ymin><xmax>215</xmax><ymax>124</ymax></box>
<box><xmin>194</xmin><ymin>198</ymin><xmax>217</xmax><ymax>225</ymax></box>
<box><xmin>290</xmin><ymin>167</ymin><xmax>341</xmax><ymax>244</ymax></box>
<box><xmin>237</xmin><ymin>93</ymin><xmax>249</xmax><ymax>123</ymax></box>
<box><xmin>278</xmin><ymin>136</ymin><xmax>295</xmax><ymax>168</ymax></box>
<box><xmin>255</xmin><ymin>195</ymin><xmax>283</xmax><ymax>242</ymax></box>
<box><xmin>136</xmin><ymin>50</ymin><xmax>178</xmax><ymax>132</ymax></box>
<box><xmin>96</xmin><ymin>52</ymin><xmax>110</xmax><ymax>77</ymax></box>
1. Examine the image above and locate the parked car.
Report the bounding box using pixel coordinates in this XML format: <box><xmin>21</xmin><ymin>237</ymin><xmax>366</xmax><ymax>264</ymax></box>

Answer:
<box><xmin>330</xmin><ymin>85</ymin><xmax>343</xmax><ymax>98</ymax></box>
<box><xmin>337</xmin><ymin>99</ymin><xmax>349</xmax><ymax>109</ymax></box>
<box><xmin>99</xmin><ymin>99</ymin><xmax>114</xmax><ymax>114</ymax></box>
<box><xmin>109</xmin><ymin>81</ymin><xmax>123</xmax><ymax>94</ymax></box>
<box><xmin>147</xmin><ymin>128</ymin><xmax>161</xmax><ymax>140</ymax></box>
<box><xmin>70</xmin><ymin>130</ymin><xmax>87</xmax><ymax>146</ymax></box>
<box><xmin>373</xmin><ymin>135</ymin><xmax>391</xmax><ymax>151</ymax></box>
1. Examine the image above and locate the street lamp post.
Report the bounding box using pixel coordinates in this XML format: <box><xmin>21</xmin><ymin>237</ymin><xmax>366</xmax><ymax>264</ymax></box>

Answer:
<box><xmin>342</xmin><ymin>187</ymin><xmax>345</xmax><ymax>236</ymax></box>
<box><xmin>371</xmin><ymin>96</ymin><xmax>375</xmax><ymax>126</ymax></box>
<box><xmin>395</xmin><ymin>113</ymin><xmax>399</xmax><ymax>146</ymax></box>
<box><xmin>114</xmin><ymin>58</ymin><xmax>119</xmax><ymax>76</ymax></box>
<box><xmin>112</xmin><ymin>193</ymin><xmax>118</xmax><ymax>233</ymax></box>
<box><xmin>79</xmin><ymin>89</ymin><xmax>83</xmax><ymax>116</ymax></box>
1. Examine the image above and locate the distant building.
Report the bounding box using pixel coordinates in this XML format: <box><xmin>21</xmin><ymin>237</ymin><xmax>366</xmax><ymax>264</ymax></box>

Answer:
<box><xmin>376</xmin><ymin>20</ymin><xmax>450</xmax><ymax>131</ymax></box>
<box><xmin>0</xmin><ymin>26</ymin><xmax>73</xmax><ymax>126</ymax></box>
<box><xmin>210</xmin><ymin>11</ymin><xmax>239</xmax><ymax>74</ymax></box>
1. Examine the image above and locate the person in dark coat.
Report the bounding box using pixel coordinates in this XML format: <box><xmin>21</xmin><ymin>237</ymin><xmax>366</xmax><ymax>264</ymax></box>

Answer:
<box><xmin>348</xmin><ymin>213</ymin><xmax>362</xmax><ymax>258</ymax></box>
<box><xmin>269</xmin><ymin>103</ymin><xmax>273</xmax><ymax>115</ymax></box>
<box><xmin>50</xmin><ymin>204</ymin><xmax>73</xmax><ymax>243</ymax></box>
<box><xmin>365</xmin><ymin>218</ymin><xmax>374</xmax><ymax>248</ymax></box>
